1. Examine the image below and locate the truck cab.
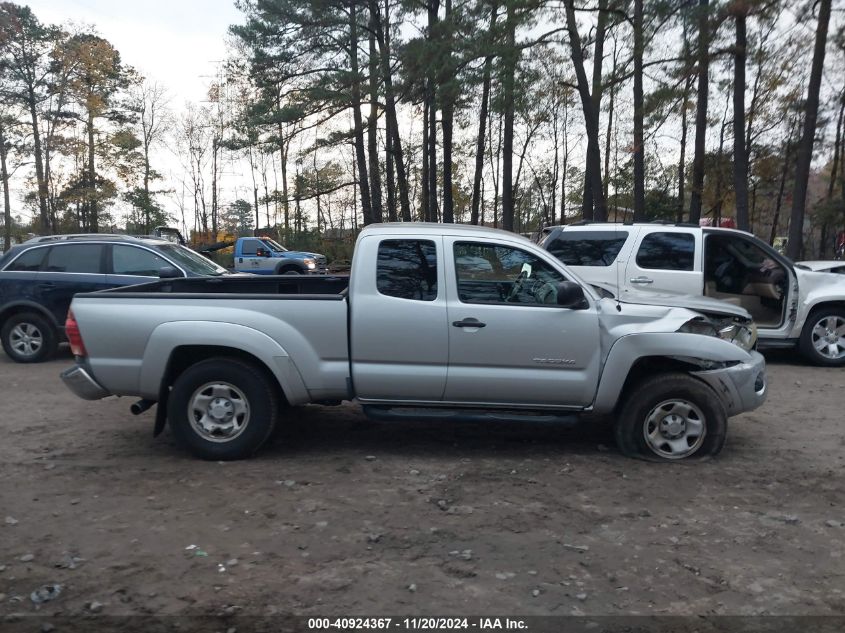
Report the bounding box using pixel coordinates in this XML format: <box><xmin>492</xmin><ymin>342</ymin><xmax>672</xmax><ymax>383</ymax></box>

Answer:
<box><xmin>233</xmin><ymin>237</ymin><xmax>327</xmax><ymax>275</ymax></box>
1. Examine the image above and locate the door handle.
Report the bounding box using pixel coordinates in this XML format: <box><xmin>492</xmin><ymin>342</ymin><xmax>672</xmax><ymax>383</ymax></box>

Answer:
<box><xmin>452</xmin><ymin>318</ymin><xmax>487</xmax><ymax>328</ymax></box>
<box><xmin>629</xmin><ymin>277</ymin><xmax>653</xmax><ymax>284</ymax></box>
<box><xmin>37</xmin><ymin>282</ymin><xmax>56</xmax><ymax>289</ymax></box>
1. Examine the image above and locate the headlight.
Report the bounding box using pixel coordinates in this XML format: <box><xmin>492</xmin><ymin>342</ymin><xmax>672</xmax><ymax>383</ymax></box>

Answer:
<box><xmin>677</xmin><ymin>317</ymin><xmax>757</xmax><ymax>351</ymax></box>
<box><xmin>678</xmin><ymin>317</ymin><xmax>718</xmax><ymax>337</ymax></box>
<box><xmin>303</xmin><ymin>258</ymin><xmax>316</xmax><ymax>269</ymax></box>
<box><xmin>715</xmin><ymin>319</ymin><xmax>757</xmax><ymax>351</ymax></box>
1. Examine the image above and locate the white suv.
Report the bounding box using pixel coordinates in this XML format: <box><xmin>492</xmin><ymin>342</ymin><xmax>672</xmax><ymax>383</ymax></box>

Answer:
<box><xmin>539</xmin><ymin>223</ymin><xmax>845</xmax><ymax>366</ymax></box>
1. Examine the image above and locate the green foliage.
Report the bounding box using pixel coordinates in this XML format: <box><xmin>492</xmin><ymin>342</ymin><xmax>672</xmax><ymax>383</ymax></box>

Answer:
<box><xmin>221</xmin><ymin>198</ymin><xmax>254</xmax><ymax>236</ymax></box>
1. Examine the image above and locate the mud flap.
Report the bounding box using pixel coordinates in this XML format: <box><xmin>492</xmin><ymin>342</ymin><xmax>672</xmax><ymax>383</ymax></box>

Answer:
<box><xmin>153</xmin><ymin>404</ymin><xmax>167</xmax><ymax>437</ymax></box>
<box><xmin>153</xmin><ymin>384</ymin><xmax>170</xmax><ymax>437</ymax></box>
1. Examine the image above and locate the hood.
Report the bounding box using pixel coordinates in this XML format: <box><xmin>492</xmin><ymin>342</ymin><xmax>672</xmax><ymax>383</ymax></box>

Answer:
<box><xmin>794</xmin><ymin>266</ymin><xmax>845</xmax><ymax>298</ymax></box>
<box><xmin>278</xmin><ymin>250</ymin><xmax>322</xmax><ymax>259</ymax></box>
<box><xmin>591</xmin><ymin>282</ymin><xmax>751</xmax><ymax>320</ymax></box>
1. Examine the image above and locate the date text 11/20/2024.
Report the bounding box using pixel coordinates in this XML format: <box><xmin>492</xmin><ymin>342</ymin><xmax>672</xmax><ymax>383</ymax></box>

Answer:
<box><xmin>307</xmin><ymin>618</ymin><xmax>528</xmax><ymax>630</ymax></box>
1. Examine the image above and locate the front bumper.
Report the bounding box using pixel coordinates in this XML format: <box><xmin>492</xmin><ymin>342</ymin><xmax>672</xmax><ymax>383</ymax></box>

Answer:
<box><xmin>692</xmin><ymin>350</ymin><xmax>767</xmax><ymax>416</ymax></box>
<box><xmin>61</xmin><ymin>365</ymin><xmax>110</xmax><ymax>401</ymax></box>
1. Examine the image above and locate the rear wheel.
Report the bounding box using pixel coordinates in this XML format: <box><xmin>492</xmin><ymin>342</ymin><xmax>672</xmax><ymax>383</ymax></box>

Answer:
<box><xmin>1</xmin><ymin>312</ymin><xmax>58</xmax><ymax>363</ymax></box>
<box><xmin>799</xmin><ymin>308</ymin><xmax>845</xmax><ymax>367</ymax></box>
<box><xmin>615</xmin><ymin>373</ymin><xmax>727</xmax><ymax>462</ymax></box>
<box><xmin>167</xmin><ymin>358</ymin><xmax>279</xmax><ymax>460</ymax></box>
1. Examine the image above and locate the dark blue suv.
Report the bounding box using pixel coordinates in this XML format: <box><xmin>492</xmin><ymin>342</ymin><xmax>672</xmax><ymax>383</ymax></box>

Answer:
<box><xmin>0</xmin><ymin>234</ymin><xmax>229</xmax><ymax>363</ymax></box>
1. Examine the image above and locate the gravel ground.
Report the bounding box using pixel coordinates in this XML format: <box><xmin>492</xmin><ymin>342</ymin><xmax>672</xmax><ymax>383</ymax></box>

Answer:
<box><xmin>0</xmin><ymin>348</ymin><xmax>844</xmax><ymax>625</ymax></box>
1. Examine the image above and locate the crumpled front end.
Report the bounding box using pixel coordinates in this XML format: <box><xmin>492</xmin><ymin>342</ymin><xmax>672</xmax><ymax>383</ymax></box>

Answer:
<box><xmin>691</xmin><ymin>350</ymin><xmax>767</xmax><ymax>416</ymax></box>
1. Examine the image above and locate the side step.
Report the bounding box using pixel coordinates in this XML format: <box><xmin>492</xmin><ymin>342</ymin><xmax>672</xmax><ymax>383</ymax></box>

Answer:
<box><xmin>362</xmin><ymin>405</ymin><xmax>580</xmax><ymax>426</ymax></box>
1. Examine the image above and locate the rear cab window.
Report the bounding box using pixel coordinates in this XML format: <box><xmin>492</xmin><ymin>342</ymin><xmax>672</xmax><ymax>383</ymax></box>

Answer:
<box><xmin>376</xmin><ymin>239</ymin><xmax>437</xmax><ymax>301</ymax></box>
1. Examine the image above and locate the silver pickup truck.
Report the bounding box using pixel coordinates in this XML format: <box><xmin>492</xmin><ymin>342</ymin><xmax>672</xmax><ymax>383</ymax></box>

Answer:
<box><xmin>61</xmin><ymin>223</ymin><xmax>767</xmax><ymax>462</ymax></box>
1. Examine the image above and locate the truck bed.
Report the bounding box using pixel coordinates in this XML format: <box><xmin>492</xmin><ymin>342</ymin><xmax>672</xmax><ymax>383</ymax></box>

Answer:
<box><xmin>70</xmin><ymin>274</ymin><xmax>352</xmax><ymax>404</ymax></box>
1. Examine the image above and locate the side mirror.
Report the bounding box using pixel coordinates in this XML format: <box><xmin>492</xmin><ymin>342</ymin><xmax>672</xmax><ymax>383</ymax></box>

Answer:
<box><xmin>158</xmin><ymin>266</ymin><xmax>182</xmax><ymax>279</ymax></box>
<box><xmin>255</xmin><ymin>247</ymin><xmax>267</xmax><ymax>257</ymax></box>
<box><xmin>556</xmin><ymin>281</ymin><xmax>588</xmax><ymax>309</ymax></box>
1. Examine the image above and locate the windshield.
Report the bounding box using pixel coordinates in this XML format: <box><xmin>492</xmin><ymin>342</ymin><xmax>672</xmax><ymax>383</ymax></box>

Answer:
<box><xmin>261</xmin><ymin>238</ymin><xmax>288</xmax><ymax>252</ymax></box>
<box><xmin>157</xmin><ymin>244</ymin><xmax>227</xmax><ymax>276</ymax></box>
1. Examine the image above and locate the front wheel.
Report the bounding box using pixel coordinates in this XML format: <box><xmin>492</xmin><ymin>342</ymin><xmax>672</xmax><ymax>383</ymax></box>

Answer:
<box><xmin>615</xmin><ymin>373</ymin><xmax>727</xmax><ymax>462</ymax></box>
<box><xmin>167</xmin><ymin>358</ymin><xmax>279</xmax><ymax>460</ymax></box>
<box><xmin>799</xmin><ymin>308</ymin><xmax>845</xmax><ymax>367</ymax></box>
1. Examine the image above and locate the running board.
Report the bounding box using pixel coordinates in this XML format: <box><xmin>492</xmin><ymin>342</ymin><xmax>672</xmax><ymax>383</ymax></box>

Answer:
<box><xmin>756</xmin><ymin>337</ymin><xmax>798</xmax><ymax>350</ymax></box>
<box><xmin>362</xmin><ymin>405</ymin><xmax>580</xmax><ymax>426</ymax></box>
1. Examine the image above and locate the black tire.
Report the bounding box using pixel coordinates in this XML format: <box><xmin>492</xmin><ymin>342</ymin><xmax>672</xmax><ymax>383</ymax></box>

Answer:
<box><xmin>167</xmin><ymin>358</ymin><xmax>279</xmax><ymax>460</ymax></box>
<box><xmin>275</xmin><ymin>264</ymin><xmax>301</xmax><ymax>275</ymax></box>
<box><xmin>798</xmin><ymin>307</ymin><xmax>845</xmax><ymax>367</ymax></box>
<box><xmin>1</xmin><ymin>312</ymin><xmax>58</xmax><ymax>363</ymax></box>
<box><xmin>614</xmin><ymin>372</ymin><xmax>727</xmax><ymax>462</ymax></box>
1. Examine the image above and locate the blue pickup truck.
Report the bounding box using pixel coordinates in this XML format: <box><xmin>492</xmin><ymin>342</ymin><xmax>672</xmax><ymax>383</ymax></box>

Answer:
<box><xmin>232</xmin><ymin>237</ymin><xmax>327</xmax><ymax>275</ymax></box>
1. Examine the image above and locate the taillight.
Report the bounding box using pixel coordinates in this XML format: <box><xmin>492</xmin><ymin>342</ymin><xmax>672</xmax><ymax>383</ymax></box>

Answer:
<box><xmin>65</xmin><ymin>309</ymin><xmax>87</xmax><ymax>357</ymax></box>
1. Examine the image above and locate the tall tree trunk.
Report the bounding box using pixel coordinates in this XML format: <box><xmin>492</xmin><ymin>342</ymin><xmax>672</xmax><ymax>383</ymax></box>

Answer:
<box><xmin>770</xmin><ymin>130</ymin><xmax>794</xmax><ymax>245</ymax></box>
<box><xmin>676</xmin><ymin>16</ymin><xmax>692</xmax><ymax>223</ymax></box>
<box><xmin>26</xmin><ymin>89</ymin><xmax>50</xmax><ymax>235</ymax></box>
<box><xmin>382</xmin><ymin>0</ymin><xmax>397</xmax><ymax>222</ymax></box>
<box><xmin>564</xmin><ymin>0</ymin><xmax>606</xmax><ymax>222</ymax></box>
<box><xmin>786</xmin><ymin>0</ymin><xmax>831</xmax><ymax>260</ymax></box>
<box><xmin>604</xmin><ymin>39</ymin><xmax>617</xmax><ymax>204</ymax></box>
<box><xmin>440</xmin><ymin>0</ymin><xmax>455</xmax><ymax>223</ymax></box>
<box><xmin>367</xmin><ymin>22</ymin><xmax>383</xmax><ymax>223</ymax></box>
<box><xmin>425</xmin><ymin>0</ymin><xmax>440</xmax><ymax>223</ymax></box>
<box><xmin>280</xmin><ymin>136</ymin><xmax>290</xmax><ymax>232</ymax></box>
<box><xmin>731</xmin><ymin>5</ymin><xmax>750</xmax><ymax>231</ymax></box>
<box><xmin>386</xmin><ymin>126</ymin><xmax>398</xmax><ymax>221</ymax></box>
<box><xmin>560</xmin><ymin>95</ymin><xmax>568</xmax><ymax>223</ymax></box>
<box><xmin>211</xmin><ymin>137</ymin><xmax>218</xmax><ymax>237</ymax></box>
<box><xmin>582</xmin><ymin>0</ymin><xmax>608</xmax><ymax>220</ymax></box>
<box><xmin>489</xmin><ymin>109</ymin><xmax>502</xmax><ymax>228</ymax></box>
<box><xmin>349</xmin><ymin>2</ymin><xmax>374</xmax><ymax>225</ymax></box>
<box><xmin>0</xmin><ymin>118</ymin><xmax>11</xmax><ymax>251</ymax></box>
<box><xmin>143</xmin><ymin>138</ymin><xmax>152</xmax><ymax>232</ymax></box>
<box><xmin>470</xmin><ymin>5</ymin><xmax>497</xmax><ymax>225</ymax></box>
<box><xmin>500</xmin><ymin>2</ymin><xmax>517</xmax><ymax>231</ymax></box>
<box><xmin>632</xmin><ymin>0</ymin><xmax>646</xmax><ymax>221</ymax></box>
<box><xmin>677</xmin><ymin>73</ymin><xmax>693</xmax><ymax>223</ymax></box>
<box><xmin>422</xmin><ymin>102</ymin><xmax>430</xmax><ymax>220</ymax></box>
<box><xmin>821</xmin><ymin>95</ymin><xmax>844</xmax><ymax>257</ymax></box>
<box><xmin>371</xmin><ymin>0</ymin><xmax>411</xmax><ymax>221</ymax></box>
<box><xmin>714</xmin><ymin>99</ymin><xmax>730</xmax><ymax>225</ymax></box>
<box><xmin>689</xmin><ymin>0</ymin><xmax>710</xmax><ymax>224</ymax></box>
<box><xmin>87</xmin><ymin>110</ymin><xmax>98</xmax><ymax>233</ymax></box>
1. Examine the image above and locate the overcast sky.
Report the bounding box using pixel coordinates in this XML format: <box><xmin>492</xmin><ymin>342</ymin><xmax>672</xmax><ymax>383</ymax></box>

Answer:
<box><xmin>28</xmin><ymin>0</ymin><xmax>243</xmax><ymax>105</ymax></box>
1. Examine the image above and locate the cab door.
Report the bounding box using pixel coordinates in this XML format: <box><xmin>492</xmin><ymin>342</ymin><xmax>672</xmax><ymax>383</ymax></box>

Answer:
<box><xmin>623</xmin><ymin>229</ymin><xmax>703</xmax><ymax>295</ymax></box>
<box><xmin>350</xmin><ymin>235</ymin><xmax>449</xmax><ymax>402</ymax></box>
<box><xmin>443</xmin><ymin>238</ymin><xmax>601</xmax><ymax>407</ymax></box>
<box><xmin>237</xmin><ymin>238</ymin><xmax>275</xmax><ymax>274</ymax></box>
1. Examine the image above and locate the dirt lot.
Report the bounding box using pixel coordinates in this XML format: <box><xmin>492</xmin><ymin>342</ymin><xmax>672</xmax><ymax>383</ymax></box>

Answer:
<box><xmin>1</xmin><ymin>348</ymin><xmax>844</xmax><ymax>624</ymax></box>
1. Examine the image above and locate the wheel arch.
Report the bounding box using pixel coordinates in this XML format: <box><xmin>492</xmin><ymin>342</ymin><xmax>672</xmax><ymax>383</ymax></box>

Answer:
<box><xmin>0</xmin><ymin>301</ymin><xmax>62</xmax><ymax>332</ymax></box>
<box><xmin>612</xmin><ymin>356</ymin><xmax>714</xmax><ymax>415</ymax></box>
<box><xmin>592</xmin><ymin>332</ymin><xmax>751</xmax><ymax>415</ymax></box>
<box><xmin>274</xmin><ymin>261</ymin><xmax>305</xmax><ymax>274</ymax></box>
<box><xmin>138</xmin><ymin>322</ymin><xmax>310</xmax><ymax>405</ymax></box>
<box><xmin>803</xmin><ymin>300</ymin><xmax>845</xmax><ymax>319</ymax></box>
